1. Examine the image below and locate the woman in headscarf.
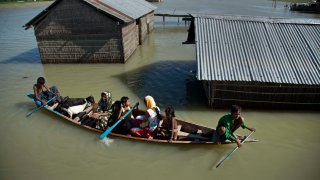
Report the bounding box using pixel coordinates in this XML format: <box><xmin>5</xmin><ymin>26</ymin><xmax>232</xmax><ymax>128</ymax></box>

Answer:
<box><xmin>91</xmin><ymin>91</ymin><xmax>113</xmax><ymax>130</ymax></box>
<box><xmin>98</xmin><ymin>91</ymin><xmax>112</xmax><ymax>113</ymax></box>
<box><xmin>130</xmin><ymin>95</ymin><xmax>162</xmax><ymax>139</ymax></box>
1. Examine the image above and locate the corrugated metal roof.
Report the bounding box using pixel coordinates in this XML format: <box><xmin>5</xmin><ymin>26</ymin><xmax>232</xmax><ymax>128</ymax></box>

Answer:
<box><xmin>85</xmin><ymin>0</ymin><xmax>156</xmax><ymax>22</ymax></box>
<box><xmin>24</xmin><ymin>0</ymin><xmax>156</xmax><ymax>28</ymax></box>
<box><xmin>97</xmin><ymin>0</ymin><xmax>156</xmax><ymax>19</ymax></box>
<box><xmin>193</xmin><ymin>14</ymin><xmax>320</xmax><ymax>85</ymax></box>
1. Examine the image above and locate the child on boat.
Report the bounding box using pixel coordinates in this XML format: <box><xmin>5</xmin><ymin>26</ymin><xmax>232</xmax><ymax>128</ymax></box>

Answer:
<box><xmin>120</xmin><ymin>96</ymin><xmax>135</xmax><ymax>133</ymax></box>
<box><xmin>214</xmin><ymin>105</ymin><xmax>256</xmax><ymax>147</ymax></box>
<box><xmin>162</xmin><ymin>106</ymin><xmax>178</xmax><ymax>142</ymax></box>
<box><xmin>33</xmin><ymin>77</ymin><xmax>61</xmax><ymax>106</ymax></box>
<box><xmin>108</xmin><ymin>100</ymin><xmax>122</xmax><ymax>123</ymax></box>
<box><xmin>130</xmin><ymin>95</ymin><xmax>161</xmax><ymax>139</ymax></box>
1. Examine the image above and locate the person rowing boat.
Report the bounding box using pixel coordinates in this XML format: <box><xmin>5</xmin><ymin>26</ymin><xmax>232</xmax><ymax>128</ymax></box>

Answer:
<box><xmin>213</xmin><ymin>105</ymin><xmax>256</xmax><ymax>147</ymax></box>
<box><xmin>33</xmin><ymin>77</ymin><xmax>62</xmax><ymax>106</ymax></box>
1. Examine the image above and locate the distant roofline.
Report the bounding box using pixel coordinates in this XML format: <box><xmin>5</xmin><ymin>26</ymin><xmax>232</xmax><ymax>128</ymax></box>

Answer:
<box><xmin>191</xmin><ymin>14</ymin><xmax>320</xmax><ymax>25</ymax></box>
<box><xmin>24</xmin><ymin>0</ymin><xmax>156</xmax><ymax>29</ymax></box>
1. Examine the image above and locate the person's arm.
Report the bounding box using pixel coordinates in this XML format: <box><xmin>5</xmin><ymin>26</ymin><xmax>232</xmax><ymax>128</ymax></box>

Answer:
<box><xmin>224</xmin><ymin>129</ymin><xmax>237</xmax><ymax>142</ymax></box>
<box><xmin>43</xmin><ymin>84</ymin><xmax>51</xmax><ymax>93</ymax></box>
<box><xmin>229</xmin><ymin>132</ymin><xmax>242</xmax><ymax>148</ymax></box>
<box><xmin>245</xmin><ymin>126</ymin><xmax>256</xmax><ymax>132</ymax></box>
<box><xmin>116</xmin><ymin>108</ymin><xmax>122</xmax><ymax>120</ymax></box>
<box><xmin>100</xmin><ymin>111</ymin><xmax>111</xmax><ymax>116</ymax></box>
<box><xmin>240</xmin><ymin>121</ymin><xmax>256</xmax><ymax>132</ymax></box>
<box><xmin>235</xmin><ymin>137</ymin><xmax>242</xmax><ymax>148</ymax></box>
<box><xmin>139</xmin><ymin>110</ymin><xmax>150</xmax><ymax>128</ymax></box>
<box><xmin>92</xmin><ymin>111</ymin><xmax>110</xmax><ymax>119</ymax></box>
<box><xmin>44</xmin><ymin>84</ymin><xmax>60</xmax><ymax>97</ymax></box>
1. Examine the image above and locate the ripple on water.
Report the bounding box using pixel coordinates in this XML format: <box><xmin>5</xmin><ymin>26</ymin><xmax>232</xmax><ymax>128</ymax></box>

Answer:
<box><xmin>99</xmin><ymin>137</ymin><xmax>115</xmax><ymax>147</ymax></box>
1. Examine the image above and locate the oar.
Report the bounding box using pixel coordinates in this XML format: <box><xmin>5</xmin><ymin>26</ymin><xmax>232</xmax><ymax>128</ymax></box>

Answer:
<box><xmin>26</xmin><ymin>96</ymin><xmax>56</xmax><ymax>117</ymax></box>
<box><xmin>215</xmin><ymin>131</ymin><xmax>254</xmax><ymax>168</ymax></box>
<box><xmin>99</xmin><ymin>102</ymin><xmax>139</xmax><ymax>140</ymax></box>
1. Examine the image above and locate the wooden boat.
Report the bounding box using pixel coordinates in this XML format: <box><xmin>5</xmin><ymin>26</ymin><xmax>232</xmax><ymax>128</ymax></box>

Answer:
<box><xmin>26</xmin><ymin>94</ymin><xmax>258</xmax><ymax>144</ymax></box>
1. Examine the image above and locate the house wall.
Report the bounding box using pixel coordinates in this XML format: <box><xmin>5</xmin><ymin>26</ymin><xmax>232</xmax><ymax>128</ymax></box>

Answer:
<box><xmin>122</xmin><ymin>21</ymin><xmax>139</xmax><ymax>62</ymax></box>
<box><xmin>122</xmin><ymin>12</ymin><xmax>154</xmax><ymax>62</ymax></box>
<box><xmin>203</xmin><ymin>81</ymin><xmax>320</xmax><ymax>109</ymax></box>
<box><xmin>138</xmin><ymin>12</ymin><xmax>154</xmax><ymax>44</ymax></box>
<box><xmin>146</xmin><ymin>12</ymin><xmax>154</xmax><ymax>33</ymax></box>
<box><xmin>34</xmin><ymin>0</ymin><xmax>124</xmax><ymax>63</ymax></box>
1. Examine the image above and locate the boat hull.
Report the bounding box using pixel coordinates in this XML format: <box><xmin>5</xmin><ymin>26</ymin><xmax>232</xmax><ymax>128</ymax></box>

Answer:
<box><xmin>26</xmin><ymin>94</ymin><xmax>258</xmax><ymax>144</ymax></box>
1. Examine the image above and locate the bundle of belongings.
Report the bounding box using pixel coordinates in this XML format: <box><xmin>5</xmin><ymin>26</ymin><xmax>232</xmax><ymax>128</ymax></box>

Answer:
<box><xmin>54</xmin><ymin>96</ymin><xmax>95</xmax><ymax>119</ymax></box>
<box><xmin>52</xmin><ymin>91</ymin><xmax>114</xmax><ymax>131</ymax></box>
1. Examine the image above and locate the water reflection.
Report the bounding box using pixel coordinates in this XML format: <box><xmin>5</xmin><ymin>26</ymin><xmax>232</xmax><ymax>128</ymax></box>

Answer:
<box><xmin>114</xmin><ymin>60</ymin><xmax>207</xmax><ymax>109</ymax></box>
<box><xmin>0</xmin><ymin>48</ymin><xmax>41</xmax><ymax>64</ymax></box>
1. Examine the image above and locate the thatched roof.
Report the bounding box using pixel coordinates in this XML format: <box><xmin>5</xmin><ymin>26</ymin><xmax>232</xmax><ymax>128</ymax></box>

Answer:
<box><xmin>24</xmin><ymin>0</ymin><xmax>157</xmax><ymax>29</ymax></box>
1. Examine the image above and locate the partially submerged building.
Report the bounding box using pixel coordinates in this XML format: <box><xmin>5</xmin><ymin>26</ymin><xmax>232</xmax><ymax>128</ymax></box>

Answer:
<box><xmin>24</xmin><ymin>0</ymin><xmax>156</xmax><ymax>63</ymax></box>
<box><xmin>185</xmin><ymin>15</ymin><xmax>320</xmax><ymax>109</ymax></box>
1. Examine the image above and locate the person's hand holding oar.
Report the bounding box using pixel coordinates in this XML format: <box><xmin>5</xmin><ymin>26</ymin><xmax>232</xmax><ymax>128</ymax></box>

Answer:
<box><xmin>215</xmin><ymin>131</ymin><xmax>255</xmax><ymax>168</ymax></box>
<box><xmin>99</xmin><ymin>102</ymin><xmax>139</xmax><ymax>140</ymax></box>
<box><xmin>26</xmin><ymin>96</ymin><xmax>56</xmax><ymax>117</ymax></box>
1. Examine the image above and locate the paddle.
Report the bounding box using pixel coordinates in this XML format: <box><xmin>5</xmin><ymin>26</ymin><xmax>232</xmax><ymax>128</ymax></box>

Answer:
<box><xmin>215</xmin><ymin>131</ymin><xmax>254</xmax><ymax>168</ymax></box>
<box><xmin>99</xmin><ymin>102</ymin><xmax>139</xmax><ymax>140</ymax></box>
<box><xmin>26</xmin><ymin>96</ymin><xmax>56</xmax><ymax>117</ymax></box>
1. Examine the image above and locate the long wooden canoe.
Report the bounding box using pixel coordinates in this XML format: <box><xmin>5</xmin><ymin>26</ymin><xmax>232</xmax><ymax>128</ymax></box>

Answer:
<box><xmin>26</xmin><ymin>94</ymin><xmax>258</xmax><ymax>144</ymax></box>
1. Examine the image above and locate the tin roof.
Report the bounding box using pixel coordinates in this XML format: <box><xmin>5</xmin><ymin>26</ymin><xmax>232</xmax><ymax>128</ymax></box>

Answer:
<box><xmin>24</xmin><ymin>0</ymin><xmax>156</xmax><ymax>29</ymax></box>
<box><xmin>96</xmin><ymin>0</ymin><xmax>156</xmax><ymax>20</ymax></box>
<box><xmin>192</xmin><ymin>14</ymin><xmax>320</xmax><ymax>85</ymax></box>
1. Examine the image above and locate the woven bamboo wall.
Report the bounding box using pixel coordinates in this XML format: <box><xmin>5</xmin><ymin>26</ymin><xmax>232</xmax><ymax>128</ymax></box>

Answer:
<box><xmin>203</xmin><ymin>81</ymin><xmax>320</xmax><ymax>109</ymax></box>
<box><xmin>139</xmin><ymin>15</ymin><xmax>147</xmax><ymax>45</ymax></box>
<box><xmin>34</xmin><ymin>0</ymin><xmax>124</xmax><ymax>63</ymax></box>
<box><xmin>146</xmin><ymin>12</ymin><xmax>154</xmax><ymax>33</ymax></box>
<box><xmin>122</xmin><ymin>21</ymin><xmax>139</xmax><ymax>62</ymax></box>
<box><xmin>136</xmin><ymin>12</ymin><xmax>154</xmax><ymax>45</ymax></box>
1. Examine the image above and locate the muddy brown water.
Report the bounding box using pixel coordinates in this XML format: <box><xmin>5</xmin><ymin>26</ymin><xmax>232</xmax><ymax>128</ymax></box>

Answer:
<box><xmin>0</xmin><ymin>1</ymin><xmax>319</xmax><ymax>180</ymax></box>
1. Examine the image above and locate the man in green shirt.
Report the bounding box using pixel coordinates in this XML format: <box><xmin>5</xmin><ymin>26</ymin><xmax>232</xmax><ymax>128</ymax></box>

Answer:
<box><xmin>215</xmin><ymin>105</ymin><xmax>256</xmax><ymax>147</ymax></box>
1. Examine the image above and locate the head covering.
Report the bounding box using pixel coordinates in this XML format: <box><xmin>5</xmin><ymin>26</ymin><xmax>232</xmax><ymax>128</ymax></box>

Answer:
<box><xmin>144</xmin><ymin>95</ymin><xmax>156</xmax><ymax>109</ymax></box>
<box><xmin>98</xmin><ymin>90</ymin><xmax>112</xmax><ymax>112</ymax></box>
<box><xmin>102</xmin><ymin>91</ymin><xmax>111</xmax><ymax>99</ymax></box>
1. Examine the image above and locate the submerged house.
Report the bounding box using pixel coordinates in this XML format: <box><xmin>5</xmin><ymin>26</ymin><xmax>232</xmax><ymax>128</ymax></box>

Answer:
<box><xmin>24</xmin><ymin>0</ymin><xmax>156</xmax><ymax>63</ymax></box>
<box><xmin>185</xmin><ymin>14</ymin><xmax>320</xmax><ymax>109</ymax></box>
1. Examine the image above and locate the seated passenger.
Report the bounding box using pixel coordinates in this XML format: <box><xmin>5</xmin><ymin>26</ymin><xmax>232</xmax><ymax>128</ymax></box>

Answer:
<box><xmin>120</xmin><ymin>96</ymin><xmax>134</xmax><ymax>133</ymax></box>
<box><xmin>97</xmin><ymin>91</ymin><xmax>113</xmax><ymax>115</ymax></box>
<box><xmin>160</xmin><ymin>106</ymin><xmax>178</xmax><ymax>142</ymax></box>
<box><xmin>130</xmin><ymin>95</ymin><xmax>161</xmax><ymax>139</ymax></box>
<box><xmin>107</xmin><ymin>100</ymin><xmax>122</xmax><ymax>127</ymax></box>
<box><xmin>91</xmin><ymin>91</ymin><xmax>113</xmax><ymax>129</ymax></box>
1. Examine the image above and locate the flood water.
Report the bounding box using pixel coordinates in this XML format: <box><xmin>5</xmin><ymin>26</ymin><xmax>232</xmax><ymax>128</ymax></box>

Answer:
<box><xmin>0</xmin><ymin>0</ymin><xmax>320</xmax><ymax>180</ymax></box>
